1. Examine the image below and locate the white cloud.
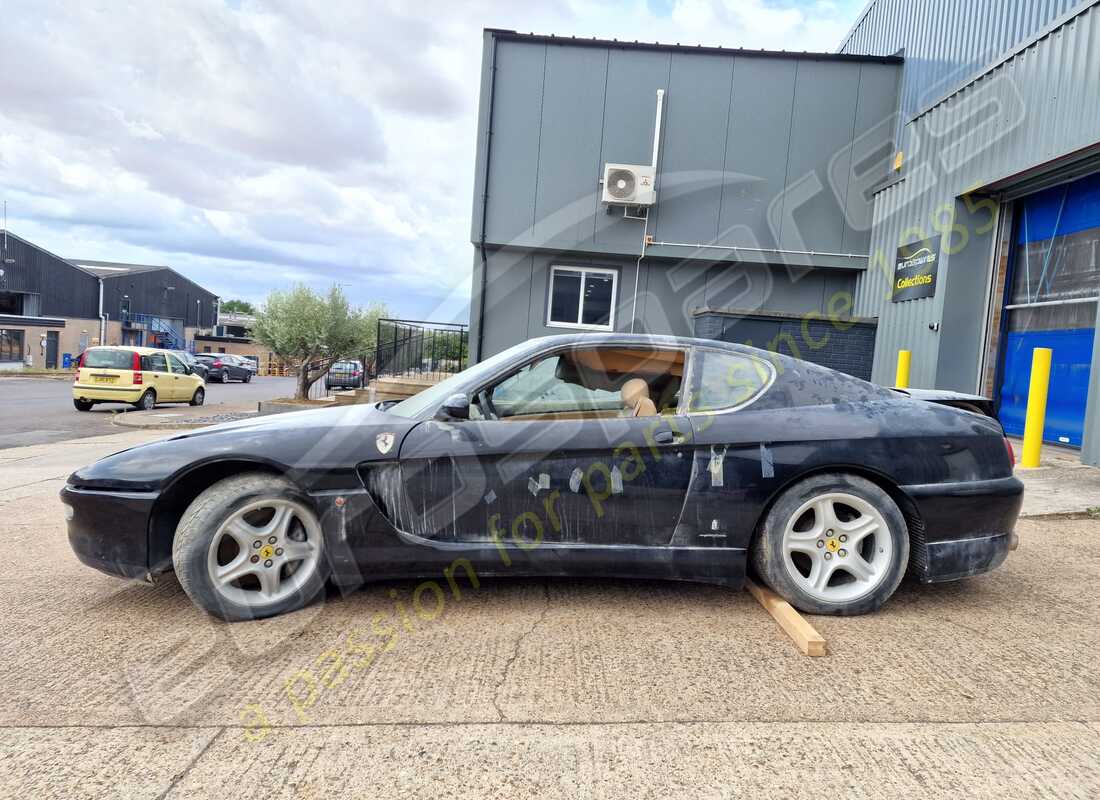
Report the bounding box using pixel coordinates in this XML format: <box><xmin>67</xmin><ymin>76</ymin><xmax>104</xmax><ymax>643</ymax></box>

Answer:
<box><xmin>0</xmin><ymin>0</ymin><xmax>862</xmax><ymax>319</ymax></box>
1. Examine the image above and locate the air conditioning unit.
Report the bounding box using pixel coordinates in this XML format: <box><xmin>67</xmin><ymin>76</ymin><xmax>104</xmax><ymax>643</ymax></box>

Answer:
<box><xmin>602</xmin><ymin>163</ymin><xmax>657</xmax><ymax>206</ymax></box>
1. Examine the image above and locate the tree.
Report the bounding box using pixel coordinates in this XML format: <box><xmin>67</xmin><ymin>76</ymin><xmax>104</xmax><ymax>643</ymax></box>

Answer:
<box><xmin>251</xmin><ymin>284</ymin><xmax>387</xmax><ymax>400</ymax></box>
<box><xmin>220</xmin><ymin>299</ymin><xmax>256</xmax><ymax>314</ymax></box>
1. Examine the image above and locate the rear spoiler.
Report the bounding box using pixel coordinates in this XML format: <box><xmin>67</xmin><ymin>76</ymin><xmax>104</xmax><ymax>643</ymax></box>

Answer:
<box><xmin>891</xmin><ymin>387</ymin><xmax>995</xmax><ymax>418</ymax></box>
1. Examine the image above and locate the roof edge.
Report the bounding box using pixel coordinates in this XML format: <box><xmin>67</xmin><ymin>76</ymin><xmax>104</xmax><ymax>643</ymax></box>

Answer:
<box><xmin>484</xmin><ymin>28</ymin><xmax>902</xmax><ymax>64</ymax></box>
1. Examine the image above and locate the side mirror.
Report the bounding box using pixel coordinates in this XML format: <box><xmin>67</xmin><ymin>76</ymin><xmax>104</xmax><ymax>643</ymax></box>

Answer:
<box><xmin>436</xmin><ymin>393</ymin><xmax>470</xmax><ymax>420</ymax></box>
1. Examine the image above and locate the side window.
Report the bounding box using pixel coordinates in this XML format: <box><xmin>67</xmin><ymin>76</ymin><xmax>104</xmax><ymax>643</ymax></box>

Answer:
<box><xmin>686</xmin><ymin>350</ymin><xmax>772</xmax><ymax>413</ymax></box>
<box><xmin>167</xmin><ymin>355</ymin><xmax>186</xmax><ymax>374</ymax></box>
<box><xmin>489</xmin><ymin>355</ymin><xmax>620</xmax><ymax>418</ymax></box>
<box><xmin>142</xmin><ymin>353</ymin><xmax>168</xmax><ymax>373</ymax></box>
<box><xmin>485</xmin><ymin>348</ymin><xmax>685</xmax><ymax>420</ymax></box>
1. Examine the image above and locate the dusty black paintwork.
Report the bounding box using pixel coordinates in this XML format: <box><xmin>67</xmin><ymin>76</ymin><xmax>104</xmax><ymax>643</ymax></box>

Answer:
<box><xmin>61</xmin><ymin>333</ymin><xmax>1022</xmax><ymax>590</ymax></box>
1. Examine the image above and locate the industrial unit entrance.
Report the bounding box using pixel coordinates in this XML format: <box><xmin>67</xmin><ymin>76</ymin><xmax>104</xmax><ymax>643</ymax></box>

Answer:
<box><xmin>998</xmin><ymin>172</ymin><xmax>1099</xmax><ymax>448</ymax></box>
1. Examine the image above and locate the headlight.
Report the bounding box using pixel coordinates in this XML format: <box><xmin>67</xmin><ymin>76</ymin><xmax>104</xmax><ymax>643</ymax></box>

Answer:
<box><xmin>62</xmin><ymin>503</ymin><xmax>75</xmax><ymax>522</ymax></box>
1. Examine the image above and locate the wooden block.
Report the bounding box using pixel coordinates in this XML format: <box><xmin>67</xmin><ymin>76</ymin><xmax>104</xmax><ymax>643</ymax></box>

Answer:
<box><xmin>745</xmin><ymin>578</ymin><xmax>827</xmax><ymax>657</ymax></box>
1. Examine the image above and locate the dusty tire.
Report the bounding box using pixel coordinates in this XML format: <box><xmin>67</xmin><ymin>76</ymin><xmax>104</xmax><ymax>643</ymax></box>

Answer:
<box><xmin>74</xmin><ymin>399</ymin><xmax>93</xmax><ymax>411</ymax></box>
<box><xmin>243</xmin><ymin>373</ymin><xmax>252</xmax><ymax>383</ymax></box>
<box><xmin>189</xmin><ymin>387</ymin><xmax>205</xmax><ymax>406</ymax></box>
<box><xmin>751</xmin><ymin>473</ymin><xmax>909</xmax><ymax>616</ymax></box>
<box><xmin>134</xmin><ymin>389</ymin><xmax>156</xmax><ymax>411</ymax></box>
<box><xmin>173</xmin><ymin>472</ymin><xmax>328</xmax><ymax>621</ymax></box>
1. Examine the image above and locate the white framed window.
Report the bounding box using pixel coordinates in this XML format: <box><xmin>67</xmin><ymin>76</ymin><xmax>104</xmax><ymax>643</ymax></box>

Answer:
<box><xmin>546</xmin><ymin>265</ymin><xmax>617</xmax><ymax>331</ymax></box>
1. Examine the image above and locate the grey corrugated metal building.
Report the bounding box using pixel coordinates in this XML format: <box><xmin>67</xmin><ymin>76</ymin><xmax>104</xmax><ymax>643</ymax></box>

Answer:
<box><xmin>839</xmin><ymin>0</ymin><xmax>1100</xmax><ymax>462</ymax></box>
<box><xmin>0</xmin><ymin>231</ymin><xmax>220</xmax><ymax>368</ymax></box>
<box><xmin>469</xmin><ymin>30</ymin><xmax>902</xmax><ymax>380</ymax></box>
<box><xmin>470</xmin><ymin>1</ymin><xmax>1100</xmax><ymax>462</ymax></box>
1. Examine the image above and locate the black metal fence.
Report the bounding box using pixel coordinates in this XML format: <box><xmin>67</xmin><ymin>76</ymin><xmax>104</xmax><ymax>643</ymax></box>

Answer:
<box><xmin>375</xmin><ymin>318</ymin><xmax>469</xmax><ymax>383</ymax></box>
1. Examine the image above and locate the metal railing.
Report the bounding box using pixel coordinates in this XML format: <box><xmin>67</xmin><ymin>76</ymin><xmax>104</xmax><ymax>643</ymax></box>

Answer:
<box><xmin>128</xmin><ymin>314</ymin><xmax>187</xmax><ymax>351</ymax></box>
<box><xmin>375</xmin><ymin>318</ymin><xmax>468</xmax><ymax>383</ymax></box>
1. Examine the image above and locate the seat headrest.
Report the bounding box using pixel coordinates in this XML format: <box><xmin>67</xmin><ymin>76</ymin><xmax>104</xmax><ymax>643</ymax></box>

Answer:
<box><xmin>621</xmin><ymin>378</ymin><xmax>650</xmax><ymax>407</ymax></box>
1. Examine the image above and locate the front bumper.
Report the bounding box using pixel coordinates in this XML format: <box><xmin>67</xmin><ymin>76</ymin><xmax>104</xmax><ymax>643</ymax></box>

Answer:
<box><xmin>72</xmin><ymin>384</ymin><xmax>144</xmax><ymax>403</ymax></box>
<box><xmin>61</xmin><ymin>485</ymin><xmax>158</xmax><ymax>579</ymax></box>
<box><xmin>902</xmin><ymin>475</ymin><xmax>1024</xmax><ymax>583</ymax></box>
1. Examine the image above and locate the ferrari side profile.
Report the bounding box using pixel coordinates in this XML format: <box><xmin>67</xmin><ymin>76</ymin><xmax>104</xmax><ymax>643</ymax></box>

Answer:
<box><xmin>62</xmin><ymin>333</ymin><xmax>1022</xmax><ymax>621</ymax></box>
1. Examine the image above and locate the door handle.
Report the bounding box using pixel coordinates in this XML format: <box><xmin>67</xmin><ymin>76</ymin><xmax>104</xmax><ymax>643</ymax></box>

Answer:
<box><xmin>653</xmin><ymin>430</ymin><xmax>686</xmax><ymax>445</ymax></box>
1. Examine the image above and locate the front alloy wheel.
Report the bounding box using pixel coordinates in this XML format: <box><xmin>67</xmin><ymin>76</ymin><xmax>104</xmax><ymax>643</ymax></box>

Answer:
<box><xmin>173</xmin><ymin>473</ymin><xmax>328</xmax><ymax>620</ymax></box>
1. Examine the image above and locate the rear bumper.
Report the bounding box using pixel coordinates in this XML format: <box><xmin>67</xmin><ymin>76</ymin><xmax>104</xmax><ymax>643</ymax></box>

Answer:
<box><xmin>902</xmin><ymin>475</ymin><xmax>1024</xmax><ymax>582</ymax></box>
<box><xmin>60</xmin><ymin>485</ymin><xmax>157</xmax><ymax>579</ymax></box>
<box><xmin>73</xmin><ymin>384</ymin><xmax>143</xmax><ymax>403</ymax></box>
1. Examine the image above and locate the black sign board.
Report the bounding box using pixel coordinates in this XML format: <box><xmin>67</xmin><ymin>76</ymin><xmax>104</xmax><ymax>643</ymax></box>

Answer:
<box><xmin>892</xmin><ymin>236</ymin><xmax>940</xmax><ymax>302</ymax></box>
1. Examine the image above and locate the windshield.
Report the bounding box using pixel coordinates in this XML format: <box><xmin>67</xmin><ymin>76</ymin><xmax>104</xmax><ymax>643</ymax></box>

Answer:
<box><xmin>386</xmin><ymin>339</ymin><xmax>544</xmax><ymax>419</ymax></box>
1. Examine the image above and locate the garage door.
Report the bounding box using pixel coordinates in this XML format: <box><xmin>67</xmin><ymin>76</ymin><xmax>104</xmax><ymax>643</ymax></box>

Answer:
<box><xmin>999</xmin><ymin>172</ymin><xmax>1099</xmax><ymax>447</ymax></box>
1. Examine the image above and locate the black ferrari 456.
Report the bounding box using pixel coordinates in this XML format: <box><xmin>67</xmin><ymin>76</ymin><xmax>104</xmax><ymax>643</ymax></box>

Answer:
<box><xmin>62</xmin><ymin>333</ymin><xmax>1022</xmax><ymax>621</ymax></box>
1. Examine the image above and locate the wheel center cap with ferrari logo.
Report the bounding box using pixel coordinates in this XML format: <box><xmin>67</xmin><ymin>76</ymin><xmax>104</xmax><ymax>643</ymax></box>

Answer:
<box><xmin>259</xmin><ymin>544</ymin><xmax>275</xmax><ymax>560</ymax></box>
<box><xmin>825</xmin><ymin>537</ymin><xmax>841</xmax><ymax>553</ymax></box>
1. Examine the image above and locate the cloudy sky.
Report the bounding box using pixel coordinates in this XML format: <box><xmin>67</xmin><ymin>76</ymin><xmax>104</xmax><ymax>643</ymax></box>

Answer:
<box><xmin>0</xmin><ymin>0</ymin><xmax>863</xmax><ymax>322</ymax></box>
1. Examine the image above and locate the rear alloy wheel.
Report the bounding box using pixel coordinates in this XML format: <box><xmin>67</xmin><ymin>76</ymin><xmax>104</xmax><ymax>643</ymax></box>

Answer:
<box><xmin>74</xmin><ymin>399</ymin><xmax>93</xmax><ymax>411</ymax></box>
<box><xmin>173</xmin><ymin>473</ymin><xmax>328</xmax><ymax>621</ymax></box>
<box><xmin>751</xmin><ymin>473</ymin><xmax>908</xmax><ymax>616</ymax></box>
<box><xmin>190</xmin><ymin>387</ymin><xmax>205</xmax><ymax>406</ymax></box>
<box><xmin>135</xmin><ymin>389</ymin><xmax>156</xmax><ymax>411</ymax></box>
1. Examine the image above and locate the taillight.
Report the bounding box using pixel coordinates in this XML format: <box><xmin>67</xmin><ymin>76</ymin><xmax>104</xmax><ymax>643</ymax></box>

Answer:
<box><xmin>132</xmin><ymin>351</ymin><xmax>143</xmax><ymax>385</ymax></box>
<box><xmin>213</xmin><ymin>360</ymin><xmax>223</xmax><ymax>367</ymax></box>
<box><xmin>1004</xmin><ymin>436</ymin><xmax>1015</xmax><ymax>469</ymax></box>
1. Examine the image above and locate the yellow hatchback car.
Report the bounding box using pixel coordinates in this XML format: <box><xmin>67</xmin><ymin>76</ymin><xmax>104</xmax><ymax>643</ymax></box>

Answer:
<box><xmin>72</xmin><ymin>346</ymin><xmax>205</xmax><ymax>412</ymax></box>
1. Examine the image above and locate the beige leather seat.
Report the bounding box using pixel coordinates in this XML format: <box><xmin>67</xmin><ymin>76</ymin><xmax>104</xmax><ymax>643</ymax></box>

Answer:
<box><xmin>621</xmin><ymin>378</ymin><xmax>657</xmax><ymax>417</ymax></box>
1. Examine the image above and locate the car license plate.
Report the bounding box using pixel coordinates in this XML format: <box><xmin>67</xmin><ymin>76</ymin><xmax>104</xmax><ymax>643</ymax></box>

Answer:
<box><xmin>93</xmin><ymin>375</ymin><xmax>116</xmax><ymax>384</ymax></box>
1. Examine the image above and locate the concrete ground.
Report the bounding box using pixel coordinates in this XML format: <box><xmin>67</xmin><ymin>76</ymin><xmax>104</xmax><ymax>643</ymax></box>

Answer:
<box><xmin>1011</xmin><ymin>437</ymin><xmax>1100</xmax><ymax>517</ymax></box>
<box><xmin>0</xmin><ymin>375</ymin><xmax>296</xmax><ymax>449</ymax></box>
<box><xmin>1</xmin><ymin>431</ymin><xmax>1099</xmax><ymax>798</ymax></box>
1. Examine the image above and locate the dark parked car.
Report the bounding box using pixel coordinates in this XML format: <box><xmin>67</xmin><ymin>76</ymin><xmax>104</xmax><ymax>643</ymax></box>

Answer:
<box><xmin>171</xmin><ymin>350</ymin><xmax>208</xmax><ymax>381</ymax></box>
<box><xmin>195</xmin><ymin>353</ymin><xmax>252</xmax><ymax>383</ymax></box>
<box><xmin>326</xmin><ymin>360</ymin><xmax>364</xmax><ymax>390</ymax></box>
<box><xmin>61</xmin><ymin>333</ymin><xmax>1022</xmax><ymax>622</ymax></box>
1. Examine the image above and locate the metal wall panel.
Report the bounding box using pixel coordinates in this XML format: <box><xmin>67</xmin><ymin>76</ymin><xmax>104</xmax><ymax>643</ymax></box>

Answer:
<box><xmin>478</xmin><ymin>246</ymin><xmax>858</xmax><ymax>359</ymax></box>
<box><xmin>477</xmin><ymin>33</ymin><xmax>901</xmax><ymax>264</ymax></box>
<box><xmin>101</xmin><ymin>269</ymin><xmax>218</xmax><ymax>328</ymax></box>
<box><xmin>0</xmin><ymin>232</ymin><xmax>100</xmax><ymax>319</ymax></box>
<box><xmin>780</xmin><ymin>60</ymin><xmax>861</xmax><ymax>253</ymax></box>
<box><xmin>856</xmin><ymin>2</ymin><xmax>1100</xmax><ymax>395</ymax></box>
<box><xmin>840</xmin><ymin>63</ymin><xmax>902</xmax><ymax>254</ymax></box>
<box><xmin>592</xmin><ymin>47</ymin><xmax>671</xmax><ymax>254</ymax></box>
<box><xmin>840</xmin><ymin>0</ymin><xmax>1086</xmax><ymax>124</ymax></box>
<box><xmin>719</xmin><ymin>57</ymin><xmax>797</xmax><ymax>248</ymax></box>
<box><xmin>652</xmin><ymin>52</ymin><xmax>735</xmax><ymax>245</ymax></box>
<box><xmin>483</xmin><ymin>40</ymin><xmax>546</xmax><ymax>246</ymax></box>
<box><xmin>533</xmin><ymin>45</ymin><xmax>609</xmax><ymax>251</ymax></box>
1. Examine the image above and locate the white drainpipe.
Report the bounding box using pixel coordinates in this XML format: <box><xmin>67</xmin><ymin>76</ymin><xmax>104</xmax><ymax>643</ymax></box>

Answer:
<box><xmin>98</xmin><ymin>278</ymin><xmax>108</xmax><ymax>344</ymax></box>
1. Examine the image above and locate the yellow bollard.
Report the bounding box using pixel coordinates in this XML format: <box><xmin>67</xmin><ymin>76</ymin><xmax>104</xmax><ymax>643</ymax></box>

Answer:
<box><xmin>1020</xmin><ymin>347</ymin><xmax>1052</xmax><ymax>468</ymax></box>
<box><xmin>895</xmin><ymin>350</ymin><xmax>911</xmax><ymax>389</ymax></box>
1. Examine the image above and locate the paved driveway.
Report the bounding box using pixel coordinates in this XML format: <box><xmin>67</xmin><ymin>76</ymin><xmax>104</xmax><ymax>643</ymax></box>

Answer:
<box><xmin>0</xmin><ymin>375</ymin><xmax>296</xmax><ymax>449</ymax></box>
<box><xmin>0</xmin><ymin>431</ymin><xmax>1098</xmax><ymax>798</ymax></box>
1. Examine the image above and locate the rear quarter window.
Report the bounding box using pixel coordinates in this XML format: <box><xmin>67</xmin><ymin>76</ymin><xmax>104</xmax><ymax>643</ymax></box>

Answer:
<box><xmin>83</xmin><ymin>349</ymin><xmax>134</xmax><ymax>369</ymax></box>
<box><xmin>686</xmin><ymin>349</ymin><xmax>773</xmax><ymax>413</ymax></box>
